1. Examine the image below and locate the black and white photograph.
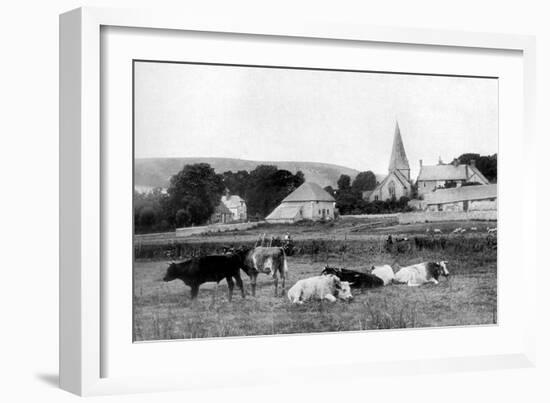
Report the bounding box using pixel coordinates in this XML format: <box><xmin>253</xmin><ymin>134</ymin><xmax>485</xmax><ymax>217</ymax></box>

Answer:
<box><xmin>132</xmin><ymin>60</ymin><xmax>498</xmax><ymax>341</ymax></box>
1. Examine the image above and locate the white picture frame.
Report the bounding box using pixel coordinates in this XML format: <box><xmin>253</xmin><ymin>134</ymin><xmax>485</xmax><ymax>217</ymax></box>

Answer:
<box><xmin>60</xmin><ymin>7</ymin><xmax>537</xmax><ymax>396</ymax></box>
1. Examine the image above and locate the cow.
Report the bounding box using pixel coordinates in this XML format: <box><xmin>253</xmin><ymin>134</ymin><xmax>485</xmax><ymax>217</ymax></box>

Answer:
<box><xmin>288</xmin><ymin>274</ymin><xmax>353</xmax><ymax>304</ymax></box>
<box><xmin>321</xmin><ymin>266</ymin><xmax>383</xmax><ymax>289</ymax></box>
<box><xmin>393</xmin><ymin>261</ymin><xmax>449</xmax><ymax>286</ymax></box>
<box><xmin>162</xmin><ymin>254</ymin><xmax>246</xmax><ymax>301</ymax></box>
<box><xmin>232</xmin><ymin>246</ymin><xmax>288</xmax><ymax>297</ymax></box>
<box><xmin>370</xmin><ymin>264</ymin><xmax>395</xmax><ymax>286</ymax></box>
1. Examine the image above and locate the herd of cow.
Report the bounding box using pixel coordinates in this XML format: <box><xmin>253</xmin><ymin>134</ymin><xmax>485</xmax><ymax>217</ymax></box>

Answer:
<box><xmin>162</xmin><ymin>244</ymin><xmax>451</xmax><ymax>304</ymax></box>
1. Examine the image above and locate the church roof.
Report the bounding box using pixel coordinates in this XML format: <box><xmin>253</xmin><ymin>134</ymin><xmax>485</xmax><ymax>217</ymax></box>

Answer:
<box><xmin>281</xmin><ymin>182</ymin><xmax>335</xmax><ymax>203</ymax></box>
<box><xmin>388</xmin><ymin>121</ymin><xmax>410</xmax><ymax>172</ymax></box>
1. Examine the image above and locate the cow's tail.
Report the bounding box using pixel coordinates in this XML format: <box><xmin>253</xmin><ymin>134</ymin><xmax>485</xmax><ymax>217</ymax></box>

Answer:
<box><xmin>282</xmin><ymin>249</ymin><xmax>288</xmax><ymax>275</ymax></box>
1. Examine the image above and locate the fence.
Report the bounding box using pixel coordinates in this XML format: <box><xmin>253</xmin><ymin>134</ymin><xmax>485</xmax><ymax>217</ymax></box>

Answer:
<box><xmin>175</xmin><ymin>221</ymin><xmax>261</xmax><ymax>237</ymax></box>
<box><xmin>398</xmin><ymin>210</ymin><xmax>497</xmax><ymax>224</ymax></box>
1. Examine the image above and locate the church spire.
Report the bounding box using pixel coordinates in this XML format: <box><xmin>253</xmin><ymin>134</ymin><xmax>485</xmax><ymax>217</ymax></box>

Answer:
<box><xmin>388</xmin><ymin>121</ymin><xmax>410</xmax><ymax>180</ymax></box>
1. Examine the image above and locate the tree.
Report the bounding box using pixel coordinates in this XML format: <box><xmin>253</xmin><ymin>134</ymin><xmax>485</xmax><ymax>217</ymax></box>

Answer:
<box><xmin>457</xmin><ymin>153</ymin><xmax>497</xmax><ymax>182</ymax></box>
<box><xmin>165</xmin><ymin>163</ymin><xmax>224</xmax><ymax>227</ymax></box>
<box><xmin>337</xmin><ymin>174</ymin><xmax>351</xmax><ymax>191</ymax></box>
<box><xmin>324</xmin><ymin>185</ymin><xmax>335</xmax><ymax>197</ymax></box>
<box><xmin>351</xmin><ymin>171</ymin><xmax>377</xmax><ymax>193</ymax></box>
<box><xmin>222</xmin><ymin>170</ymin><xmax>250</xmax><ymax>197</ymax></box>
<box><xmin>245</xmin><ymin>165</ymin><xmax>305</xmax><ymax>218</ymax></box>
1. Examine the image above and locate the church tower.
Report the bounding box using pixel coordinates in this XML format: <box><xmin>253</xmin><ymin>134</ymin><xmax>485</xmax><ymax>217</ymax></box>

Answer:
<box><xmin>387</xmin><ymin>121</ymin><xmax>410</xmax><ymax>181</ymax></box>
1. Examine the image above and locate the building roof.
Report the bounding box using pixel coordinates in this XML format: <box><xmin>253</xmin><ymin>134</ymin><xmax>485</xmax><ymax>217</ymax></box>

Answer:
<box><xmin>221</xmin><ymin>194</ymin><xmax>245</xmax><ymax>209</ymax></box>
<box><xmin>418</xmin><ymin>164</ymin><xmax>468</xmax><ymax>181</ymax></box>
<box><xmin>388</xmin><ymin>121</ymin><xmax>410</xmax><ymax>172</ymax></box>
<box><xmin>424</xmin><ymin>184</ymin><xmax>497</xmax><ymax>205</ymax></box>
<box><xmin>265</xmin><ymin>205</ymin><xmax>302</xmax><ymax>221</ymax></box>
<box><xmin>418</xmin><ymin>163</ymin><xmax>490</xmax><ymax>183</ymax></box>
<box><xmin>281</xmin><ymin>182</ymin><xmax>335</xmax><ymax>203</ymax></box>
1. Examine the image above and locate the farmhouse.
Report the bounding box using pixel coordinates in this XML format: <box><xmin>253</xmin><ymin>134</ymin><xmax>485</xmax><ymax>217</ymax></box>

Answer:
<box><xmin>221</xmin><ymin>194</ymin><xmax>247</xmax><ymax>221</ymax></box>
<box><xmin>417</xmin><ymin>158</ymin><xmax>489</xmax><ymax>197</ymax></box>
<box><xmin>423</xmin><ymin>184</ymin><xmax>497</xmax><ymax>212</ymax></box>
<box><xmin>209</xmin><ymin>202</ymin><xmax>233</xmax><ymax>224</ymax></box>
<box><xmin>266</xmin><ymin>182</ymin><xmax>336</xmax><ymax>224</ymax></box>
<box><xmin>366</xmin><ymin>121</ymin><xmax>413</xmax><ymax>202</ymax></box>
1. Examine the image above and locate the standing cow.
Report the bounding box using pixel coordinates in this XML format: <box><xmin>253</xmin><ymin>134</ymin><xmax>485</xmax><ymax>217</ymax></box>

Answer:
<box><xmin>393</xmin><ymin>261</ymin><xmax>449</xmax><ymax>286</ymax></box>
<box><xmin>232</xmin><ymin>246</ymin><xmax>288</xmax><ymax>297</ymax></box>
<box><xmin>162</xmin><ymin>254</ymin><xmax>246</xmax><ymax>301</ymax></box>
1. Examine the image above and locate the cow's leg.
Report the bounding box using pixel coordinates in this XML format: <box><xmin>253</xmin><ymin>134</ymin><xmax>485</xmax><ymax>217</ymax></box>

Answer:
<box><xmin>281</xmin><ymin>273</ymin><xmax>286</xmax><ymax>297</ymax></box>
<box><xmin>234</xmin><ymin>273</ymin><xmax>245</xmax><ymax>299</ymax></box>
<box><xmin>273</xmin><ymin>274</ymin><xmax>278</xmax><ymax>297</ymax></box>
<box><xmin>324</xmin><ymin>294</ymin><xmax>337</xmax><ymax>302</ymax></box>
<box><xmin>431</xmin><ymin>278</ymin><xmax>439</xmax><ymax>285</ymax></box>
<box><xmin>250</xmin><ymin>273</ymin><xmax>257</xmax><ymax>297</ymax></box>
<box><xmin>226</xmin><ymin>276</ymin><xmax>235</xmax><ymax>302</ymax></box>
<box><xmin>190</xmin><ymin>285</ymin><xmax>200</xmax><ymax>299</ymax></box>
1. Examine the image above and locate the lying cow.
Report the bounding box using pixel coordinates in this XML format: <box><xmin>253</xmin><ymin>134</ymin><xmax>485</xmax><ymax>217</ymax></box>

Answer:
<box><xmin>393</xmin><ymin>261</ymin><xmax>449</xmax><ymax>286</ymax></box>
<box><xmin>162</xmin><ymin>254</ymin><xmax>245</xmax><ymax>301</ymax></box>
<box><xmin>232</xmin><ymin>246</ymin><xmax>288</xmax><ymax>297</ymax></box>
<box><xmin>370</xmin><ymin>264</ymin><xmax>395</xmax><ymax>286</ymax></box>
<box><xmin>321</xmin><ymin>266</ymin><xmax>383</xmax><ymax>288</ymax></box>
<box><xmin>288</xmin><ymin>274</ymin><xmax>353</xmax><ymax>304</ymax></box>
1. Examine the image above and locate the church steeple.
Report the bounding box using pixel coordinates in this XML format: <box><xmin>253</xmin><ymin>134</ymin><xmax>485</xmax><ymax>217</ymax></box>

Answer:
<box><xmin>388</xmin><ymin>121</ymin><xmax>410</xmax><ymax>180</ymax></box>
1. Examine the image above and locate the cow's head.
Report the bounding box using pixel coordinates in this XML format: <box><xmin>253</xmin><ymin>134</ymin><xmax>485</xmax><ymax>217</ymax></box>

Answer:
<box><xmin>321</xmin><ymin>266</ymin><xmax>340</xmax><ymax>277</ymax></box>
<box><xmin>163</xmin><ymin>262</ymin><xmax>178</xmax><ymax>282</ymax></box>
<box><xmin>439</xmin><ymin>261</ymin><xmax>450</xmax><ymax>277</ymax></box>
<box><xmin>337</xmin><ymin>281</ymin><xmax>353</xmax><ymax>301</ymax></box>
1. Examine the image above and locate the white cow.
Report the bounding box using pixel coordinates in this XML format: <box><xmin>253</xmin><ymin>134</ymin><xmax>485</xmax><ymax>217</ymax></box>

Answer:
<box><xmin>287</xmin><ymin>275</ymin><xmax>353</xmax><ymax>304</ymax></box>
<box><xmin>394</xmin><ymin>261</ymin><xmax>449</xmax><ymax>286</ymax></box>
<box><xmin>371</xmin><ymin>265</ymin><xmax>395</xmax><ymax>286</ymax></box>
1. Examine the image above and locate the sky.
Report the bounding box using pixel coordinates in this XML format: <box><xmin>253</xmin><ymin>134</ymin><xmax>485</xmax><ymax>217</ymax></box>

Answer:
<box><xmin>134</xmin><ymin>61</ymin><xmax>498</xmax><ymax>178</ymax></box>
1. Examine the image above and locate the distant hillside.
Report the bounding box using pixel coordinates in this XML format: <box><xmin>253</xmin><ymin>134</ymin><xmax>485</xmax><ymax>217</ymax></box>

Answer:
<box><xmin>134</xmin><ymin>157</ymin><xmax>365</xmax><ymax>190</ymax></box>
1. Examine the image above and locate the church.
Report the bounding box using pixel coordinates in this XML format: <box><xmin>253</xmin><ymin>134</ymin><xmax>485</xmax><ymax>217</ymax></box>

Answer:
<box><xmin>364</xmin><ymin>122</ymin><xmax>413</xmax><ymax>202</ymax></box>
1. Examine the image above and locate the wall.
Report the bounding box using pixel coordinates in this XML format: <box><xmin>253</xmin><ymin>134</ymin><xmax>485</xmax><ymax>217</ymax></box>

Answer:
<box><xmin>175</xmin><ymin>221</ymin><xmax>260</xmax><ymax>237</ymax></box>
<box><xmin>399</xmin><ymin>210</ymin><xmax>497</xmax><ymax>224</ymax></box>
<box><xmin>2</xmin><ymin>1</ymin><xmax>548</xmax><ymax>403</ymax></box>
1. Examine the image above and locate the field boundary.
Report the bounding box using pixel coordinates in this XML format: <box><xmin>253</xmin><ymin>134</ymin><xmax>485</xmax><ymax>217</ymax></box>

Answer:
<box><xmin>398</xmin><ymin>211</ymin><xmax>497</xmax><ymax>224</ymax></box>
<box><xmin>175</xmin><ymin>221</ymin><xmax>262</xmax><ymax>237</ymax></box>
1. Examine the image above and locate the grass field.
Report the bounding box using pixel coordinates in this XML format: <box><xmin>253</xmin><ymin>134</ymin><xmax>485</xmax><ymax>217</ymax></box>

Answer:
<box><xmin>133</xmin><ymin>218</ymin><xmax>497</xmax><ymax>341</ymax></box>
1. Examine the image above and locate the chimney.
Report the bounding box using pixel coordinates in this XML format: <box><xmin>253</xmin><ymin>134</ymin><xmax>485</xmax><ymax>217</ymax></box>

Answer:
<box><xmin>470</xmin><ymin>159</ymin><xmax>476</xmax><ymax>167</ymax></box>
<box><xmin>419</xmin><ymin>159</ymin><xmax>423</xmax><ymax>168</ymax></box>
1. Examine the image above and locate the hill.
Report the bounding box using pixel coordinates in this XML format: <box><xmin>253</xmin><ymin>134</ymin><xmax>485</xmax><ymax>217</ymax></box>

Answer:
<box><xmin>134</xmin><ymin>157</ymin><xmax>364</xmax><ymax>190</ymax></box>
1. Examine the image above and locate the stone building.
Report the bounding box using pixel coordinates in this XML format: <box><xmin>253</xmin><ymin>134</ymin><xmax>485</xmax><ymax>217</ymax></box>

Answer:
<box><xmin>417</xmin><ymin>158</ymin><xmax>489</xmax><ymax>197</ymax></box>
<box><xmin>423</xmin><ymin>184</ymin><xmax>497</xmax><ymax>212</ymax></box>
<box><xmin>266</xmin><ymin>182</ymin><xmax>336</xmax><ymax>224</ymax></box>
<box><xmin>366</xmin><ymin>122</ymin><xmax>413</xmax><ymax>202</ymax></box>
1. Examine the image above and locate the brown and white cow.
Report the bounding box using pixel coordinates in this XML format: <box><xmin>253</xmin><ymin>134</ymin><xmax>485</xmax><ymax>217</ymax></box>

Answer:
<box><xmin>287</xmin><ymin>274</ymin><xmax>353</xmax><ymax>304</ymax></box>
<box><xmin>232</xmin><ymin>246</ymin><xmax>288</xmax><ymax>297</ymax></box>
<box><xmin>370</xmin><ymin>264</ymin><xmax>395</xmax><ymax>286</ymax></box>
<box><xmin>393</xmin><ymin>261</ymin><xmax>449</xmax><ymax>286</ymax></box>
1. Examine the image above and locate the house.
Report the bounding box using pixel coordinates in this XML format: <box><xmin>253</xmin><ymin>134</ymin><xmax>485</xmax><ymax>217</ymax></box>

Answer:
<box><xmin>266</xmin><ymin>182</ymin><xmax>336</xmax><ymax>224</ymax></box>
<box><xmin>209</xmin><ymin>202</ymin><xmax>233</xmax><ymax>224</ymax></box>
<box><xmin>417</xmin><ymin>158</ymin><xmax>489</xmax><ymax>197</ymax></box>
<box><xmin>366</xmin><ymin>121</ymin><xmax>413</xmax><ymax>202</ymax></box>
<box><xmin>423</xmin><ymin>184</ymin><xmax>497</xmax><ymax>212</ymax></box>
<box><xmin>221</xmin><ymin>194</ymin><xmax>247</xmax><ymax>221</ymax></box>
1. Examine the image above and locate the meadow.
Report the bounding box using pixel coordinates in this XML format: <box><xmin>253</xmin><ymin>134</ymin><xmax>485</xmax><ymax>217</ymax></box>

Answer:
<box><xmin>133</xmin><ymin>219</ymin><xmax>497</xmax><ymax>341</ymax></box>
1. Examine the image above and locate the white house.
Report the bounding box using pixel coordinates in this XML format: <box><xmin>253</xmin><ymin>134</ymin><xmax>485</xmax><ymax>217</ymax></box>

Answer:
<box><xmin>266</xmin><ymin>182</ymin><xmax>336</xmax><ymax>224</ymax></box>
<box><xmin>221</xmin><ymin>194</ymin><xmax>247</xmax><ymax>221</ymax></box>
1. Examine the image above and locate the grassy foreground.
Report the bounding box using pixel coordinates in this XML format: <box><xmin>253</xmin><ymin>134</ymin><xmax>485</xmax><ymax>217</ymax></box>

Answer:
<box><xmin>133</xmin><ymin>233</ymin><xmax>497</xmax><ymax>341</ymax></box>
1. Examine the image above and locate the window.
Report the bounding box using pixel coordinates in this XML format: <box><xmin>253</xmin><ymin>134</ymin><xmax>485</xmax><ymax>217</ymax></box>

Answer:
<box><xmin>374</xmin><ymin>195</ymin><xmax>379</xmax><ymax>201</ymax></box>
<box><xmin>388</xmin><ymin>180</ymin><xmax>396</xmax><ymax>198</ymax></box>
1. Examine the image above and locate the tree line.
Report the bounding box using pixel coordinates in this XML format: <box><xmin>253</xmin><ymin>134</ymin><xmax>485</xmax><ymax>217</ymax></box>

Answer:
<box><xmin>134</xmin><ymin>163</ymin><xmax>305</xmax><ymax>233</ymax></box>
<box><xmin>134</xmin><ymin>153</ymin><xmax>497</xmax><ymax>232</ymax></box>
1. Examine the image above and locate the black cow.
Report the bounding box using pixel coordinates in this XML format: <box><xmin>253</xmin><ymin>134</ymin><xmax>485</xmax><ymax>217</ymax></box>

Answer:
<box><xmin>321</xmin><ymin>266</ymin><xmax>383</xmax><ymax>289</ymax></box>
<box><xmin>162</xmin><ymin>254</ymin><xmax>245</xmax><ymax>301</ymax></box>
